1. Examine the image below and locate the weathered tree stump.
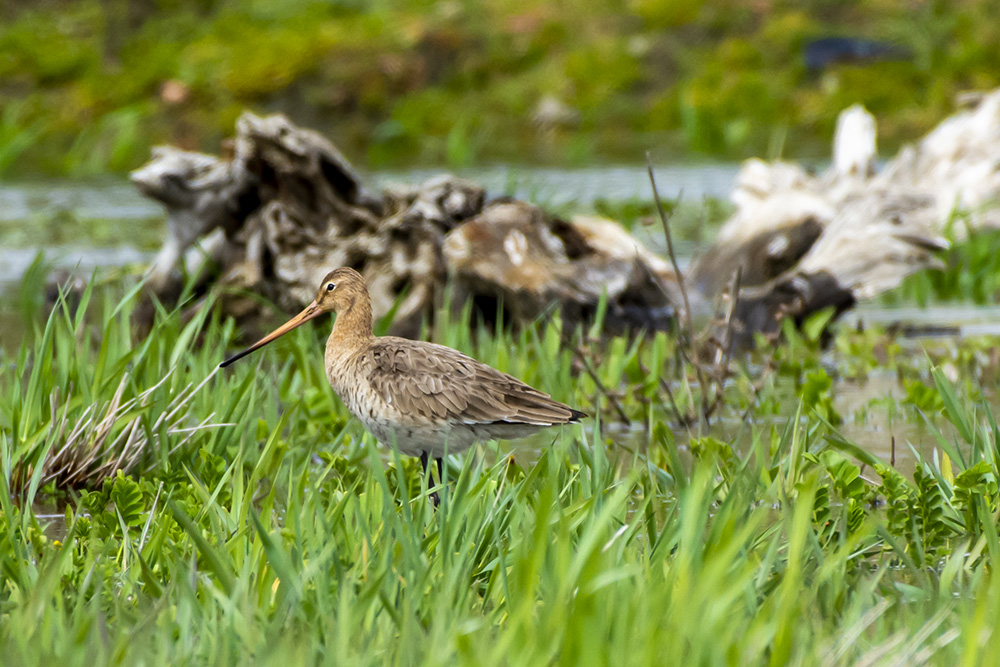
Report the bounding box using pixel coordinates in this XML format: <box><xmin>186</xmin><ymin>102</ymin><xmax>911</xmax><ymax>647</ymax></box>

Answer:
<box><xmin>688</xmin><ymin>89</ymin><xmax>1000</xmax><ymax>339</ymax></box>
<box><xmin>132</xmin><ymin>111</ymin><xmax>677</xmax><ymax>338</ymax></box>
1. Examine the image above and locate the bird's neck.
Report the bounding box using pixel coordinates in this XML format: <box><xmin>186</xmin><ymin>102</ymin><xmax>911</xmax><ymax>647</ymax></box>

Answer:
<box><xmin>327</xmin><ymin>297</ymin><xmax>375</xmax><ymax>355</ymax></box>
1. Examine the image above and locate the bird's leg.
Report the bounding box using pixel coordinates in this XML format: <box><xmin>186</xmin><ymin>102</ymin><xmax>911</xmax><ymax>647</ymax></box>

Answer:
<box><xmin>435</xmin><ymin>457</ymin><xmax>446</xmax><ymax>506</ymax></box>
<box><xmin>420</xmin><ymin>451</ymin><xmax>441</xmax><ymax>506</ymax></box>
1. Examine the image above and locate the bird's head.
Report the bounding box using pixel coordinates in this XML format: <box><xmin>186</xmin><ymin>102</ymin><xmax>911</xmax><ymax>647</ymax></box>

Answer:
<box><xmin>219</xmin><ymin>267</ymin><xmax>368</xmax><ymax>368</ymax></box>
<box><xmin>311</xmin><ymin>267</ymin><xmax>368</xmax><ymax>316</ymax></box>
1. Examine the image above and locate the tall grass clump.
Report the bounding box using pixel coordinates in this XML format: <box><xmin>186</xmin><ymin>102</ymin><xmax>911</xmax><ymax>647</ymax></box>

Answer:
<box><xmin>1</xmin><ymin>281</ymin><xmax>245</xmax><ymax>500</ymax></box>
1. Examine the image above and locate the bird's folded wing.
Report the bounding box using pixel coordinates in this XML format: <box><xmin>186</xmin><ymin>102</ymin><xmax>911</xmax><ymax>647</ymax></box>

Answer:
<box><xmin>363</xmin><ymin>337</ymin><xmax>579</xmax><ymax>426</ymax></box>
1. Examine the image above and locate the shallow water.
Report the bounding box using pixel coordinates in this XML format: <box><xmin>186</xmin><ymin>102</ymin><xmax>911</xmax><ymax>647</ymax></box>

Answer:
<box><xmin>373</xmin><ymin>163</ymin><xmax>742</xmax><ymax>206</ymax></box>
<box><xmin>503</xmin><ymin>364</ymin><xmax>972</xmax><ymax>481</ymax></box>
<box><xmin>844</xmin><ymin>303</ymin><xmax>1000</xmax><ymax>337</ymax></box>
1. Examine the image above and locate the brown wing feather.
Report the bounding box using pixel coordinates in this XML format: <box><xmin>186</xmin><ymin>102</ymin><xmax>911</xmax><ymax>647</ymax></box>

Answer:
<box><xmin>362</xmin><ymin>337</ymin><xmax>584</xmax><ymax>426</ymax></box>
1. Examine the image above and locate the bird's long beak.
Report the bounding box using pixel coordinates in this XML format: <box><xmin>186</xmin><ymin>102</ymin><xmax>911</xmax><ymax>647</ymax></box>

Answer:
<box><xmin>219</xmin><ymin>300</ymin><xmax>325</xmax><ymax>368</ymax></box>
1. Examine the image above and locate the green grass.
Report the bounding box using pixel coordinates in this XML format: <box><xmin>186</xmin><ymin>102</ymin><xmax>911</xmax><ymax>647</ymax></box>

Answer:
<box><xmin>3</xmin><ymin>0</ymin><xmax>1000</xmax><ymax>175</ymax></box>
<box><xmin>1</xmin><ymin>270</ymin><xmax>999</xmax><ymax>664</ymax></box>
<box><xmin>890</xmin><ymin>224</ymin><xmax>1000</xmax><ymax>306</ymax></box>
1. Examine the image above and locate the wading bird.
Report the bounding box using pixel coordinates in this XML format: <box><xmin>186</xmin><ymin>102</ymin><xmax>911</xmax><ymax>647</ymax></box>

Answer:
<box><xmin>220</xmin><ymin>268</ymin><xmax>585</xmax><ymax>502</ymax></box>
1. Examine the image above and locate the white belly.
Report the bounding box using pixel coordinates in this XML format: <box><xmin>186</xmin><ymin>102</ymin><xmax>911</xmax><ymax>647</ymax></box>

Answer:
<box><xmin>359</xmin><ymin>416</ymin><xmax>478</xmax><ymax>458</ymax></box>
<box><xmin>328</xmin><ymin>371</ymin><xmax>477</xmax><ymax>457</ymax></box>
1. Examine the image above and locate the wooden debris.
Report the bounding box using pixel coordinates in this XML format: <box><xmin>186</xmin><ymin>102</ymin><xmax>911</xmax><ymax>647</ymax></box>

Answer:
<box><xmin>132</xmin><ymin>89</ymin><xmax>1000</xmax><ymax>342</ymax></box>
<box><xmin>132</xmin><ymin>111</ymin><xmax>676</xmax><ymax>337</ymax></box>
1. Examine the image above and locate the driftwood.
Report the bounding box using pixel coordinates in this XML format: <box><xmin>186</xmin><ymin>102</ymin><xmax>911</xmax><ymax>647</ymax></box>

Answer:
<box><xmin>443</xmin><ymin>205</ymin><xmax>679</xmax><ymax>330</ymax></box>
<box><xmin>603</xmin><ymin>85</ymin><xmax>1000</xmax><ymax>334</ymax></box>
<box><xmin>131</xmin><ymin>112</ymin><xmax>678</xmax><ymax>338</ymax></box>
<box><xmin>131</xmin><ymin>90</ymin><xmax>1000</xmax><ymax>341</ymax></box>
<box><xmin>693</xmin><ymin>88</ymin><xmax>1000</xmax><ymax>338</ymax></box>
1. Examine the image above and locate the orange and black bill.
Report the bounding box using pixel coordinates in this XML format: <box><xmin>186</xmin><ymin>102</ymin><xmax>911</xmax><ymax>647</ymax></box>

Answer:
<box><xmin>219</xmin><ymin>300</ymin><xmax>324</xmax><ymax>368</ymax></box>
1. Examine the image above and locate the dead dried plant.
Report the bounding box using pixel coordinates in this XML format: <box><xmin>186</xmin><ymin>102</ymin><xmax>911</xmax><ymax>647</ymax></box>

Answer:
<box><xmin>10</xmin><ymin>367</ymin><xmax>228</xmax><ymax>497</ymax></box>
<box><xmin>645</xmin><ymin>154</ymin><xmax>773</xmax><ymax>429</ymax></box>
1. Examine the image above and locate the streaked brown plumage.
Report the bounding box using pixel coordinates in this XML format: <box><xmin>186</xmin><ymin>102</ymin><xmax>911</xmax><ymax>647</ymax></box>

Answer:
<box><xmin>221</xmin><ymin>268</ymin><xmax>585</xmax><ymax>462</ymax></box>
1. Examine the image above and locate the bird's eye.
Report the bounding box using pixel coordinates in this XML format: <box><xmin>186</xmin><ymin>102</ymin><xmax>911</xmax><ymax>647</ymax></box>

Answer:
<box><xmin>326</xmin><ymin>283</ymin><xmax>335</xmax><ymax>292</ymax></box>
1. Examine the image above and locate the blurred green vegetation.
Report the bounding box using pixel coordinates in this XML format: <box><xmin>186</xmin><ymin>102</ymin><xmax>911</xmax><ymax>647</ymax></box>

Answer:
<box><xmin>2</xmin><ymin>0</ymin><xmax>999</xmax><ymax>176</ymax></box>
<box><xmin>888</xmin><ymin>223</ymin><xmax>1000</xmax><ymax>307</ymax></box>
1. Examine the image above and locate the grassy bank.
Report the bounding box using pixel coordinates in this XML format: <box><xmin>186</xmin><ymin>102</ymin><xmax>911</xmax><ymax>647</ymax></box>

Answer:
<box><xmin>1</xmin><ymin>255</ymin><xmax>1000</xmax><ymax>662</ymax></box>
<box><xmin>3</xmin><ymin>0</ymin><xmax>1000</xmax><ymax>176</ymax></box>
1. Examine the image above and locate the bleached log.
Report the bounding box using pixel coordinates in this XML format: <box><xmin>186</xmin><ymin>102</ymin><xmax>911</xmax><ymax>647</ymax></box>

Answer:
<box><xmin>691</xmin><ymin>90</ymin><xmax>1000</xmax><ymax>340</ymax></box>
<box><xmin>133</xmin><ymin>112</ymin><xmax>678</xmax><ymax>337</ymax></box>
<box><xmin>130</xmin><ymin>147</ymin><xmax>255</xmax><ymax>291</ymax></box>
